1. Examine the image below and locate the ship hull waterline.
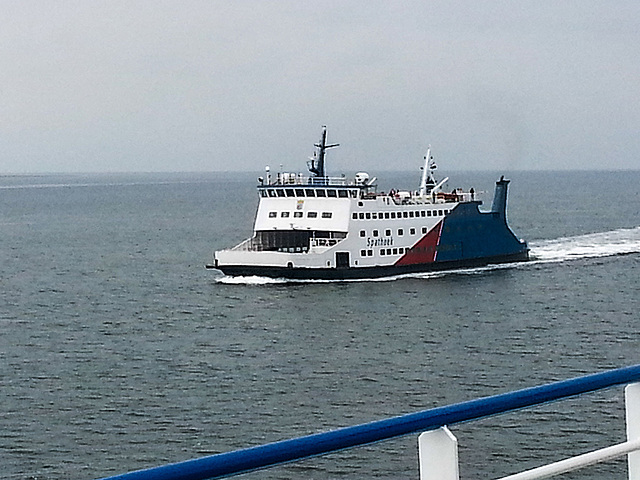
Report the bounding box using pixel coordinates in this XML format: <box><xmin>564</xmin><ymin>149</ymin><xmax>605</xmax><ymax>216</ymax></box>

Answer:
<box><xmin>210</xmin><ymin>251</ymin><xmax>529</xmax><ymax>280</ymax></box>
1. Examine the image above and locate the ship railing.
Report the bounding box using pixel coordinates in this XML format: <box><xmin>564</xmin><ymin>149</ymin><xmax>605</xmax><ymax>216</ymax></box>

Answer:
<box><xmin>230</xmin><ymin>239</ymin><xmax>311</xmax><ymax>253</ymax></box>
<box><xmin>96</xmin><ymin>364</ymin><xmax>640</xmax><ymax>480</ymax></box>
<box><xmin>267</xmin><ymin>173</ymin><xmax>354</xmax><ymax>187</ymax></box>
<box><xmin>383</xmin><ymin>191</ymin><xmax>474</xmax><ymax>206</ymax></box>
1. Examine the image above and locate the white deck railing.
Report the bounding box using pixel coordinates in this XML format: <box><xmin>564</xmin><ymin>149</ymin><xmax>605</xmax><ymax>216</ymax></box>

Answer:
<box><xmin>419</xmin><ymin>382</ymin><xmax>640</xmax><ymax>480</ymax></box>
<box><xmin>97</xmin><ymin>365</ymin><xmax>640</xmax><ymax>480</ymax></box>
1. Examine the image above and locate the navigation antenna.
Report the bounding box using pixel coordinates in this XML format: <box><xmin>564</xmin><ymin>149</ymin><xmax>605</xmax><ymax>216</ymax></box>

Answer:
<box><xmin>308</xmin><ymin>126</ymin><xmax>339</xmax><ymax>178</ymax></box>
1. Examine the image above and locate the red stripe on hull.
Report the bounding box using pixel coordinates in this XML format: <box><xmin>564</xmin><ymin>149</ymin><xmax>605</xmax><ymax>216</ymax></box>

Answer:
<box><xmin>395</xmin><ymin>221</ymin><xmax>443</xmax><ymax>266</ymax></box>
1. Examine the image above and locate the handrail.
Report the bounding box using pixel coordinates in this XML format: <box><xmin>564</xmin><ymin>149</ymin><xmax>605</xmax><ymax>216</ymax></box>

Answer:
<box><xmin>498</xmin><ymin>438</ymin><xmax>640</xmax><ymax>480</ymax></box>
<box><xmin>98</xmin><ymin>364</ymin><xmax>640</xmax><ymax>480</ymax></box>
<box><xmin>263</xmin><ymin>174</ymin><xmax>353</xmax><ymax>187</ymax></box>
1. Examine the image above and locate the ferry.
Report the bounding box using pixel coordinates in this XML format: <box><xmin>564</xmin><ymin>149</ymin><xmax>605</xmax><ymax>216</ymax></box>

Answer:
<box><xmin>210</xmin><ymin>127</ymin><xmax>529</xmax><ymax>279</ymax></box>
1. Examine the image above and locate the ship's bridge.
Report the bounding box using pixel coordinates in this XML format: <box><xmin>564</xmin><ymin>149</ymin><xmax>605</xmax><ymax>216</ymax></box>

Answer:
<box><xmin>258</xmin><ymin>184</ymin><xmax>360</xmax><ymax>200</ymax></box>
<box><xmin>257</xmin><ymin>172</ymin><xmax>373</xmax><ymax>200</ymax></box>
<box><xmin>254</xmin><ymin>191</ymin><xmax>352</xmax><ymax>232</ymax></box>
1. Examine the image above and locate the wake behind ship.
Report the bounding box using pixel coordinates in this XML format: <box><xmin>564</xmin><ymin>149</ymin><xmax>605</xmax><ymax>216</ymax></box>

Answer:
<box><xmin>210</xmin><ymin>128</ymin><xmax>529</xmax><ymax>279</ymax></box>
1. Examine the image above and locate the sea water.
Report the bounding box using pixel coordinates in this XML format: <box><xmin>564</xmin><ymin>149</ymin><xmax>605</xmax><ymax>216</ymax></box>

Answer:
<box><xmin>1</xmin><ymin>170</ymin><xmax>639</xmax><ymax>480</ymax></box>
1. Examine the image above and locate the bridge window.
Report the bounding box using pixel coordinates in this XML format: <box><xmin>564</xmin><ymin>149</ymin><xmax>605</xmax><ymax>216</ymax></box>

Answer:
<box><xmin>276</xmin><ymin>190</ymin><xmax>285</xmax><ymax>197</ymax></box>
<box><xmin>268</xmin><ymin>190</ymin><xmax>277</xmax><ymax>197</ymax></box>
<box><xmin>316</xmin><ymin>189</ymin><xmax>326</xmax><ymax>197</ymax></box>
<box><xmin>327</xmin><ymin>190</ymin><xmax>337</xmax><ymax>197</ymax></box>
<box><xmin>295</xmin><ymin>189</ymin><xmax>305</xmax><ymax>196</ymax></box>
<box><xmin>307</xmin><ymin>212</ymin><xmax>318</xmax><ymax>218</ymax></box>
<box><xmin>260</xmin><ymin>190</ymin><xmax>267</xmax><ymax>197</ymax></box>
<box><xmin>305</xmin><ymin>189</ymin><xmax>316</xmax><ymax>197</ymax></box>
<box><xmin>350</xmin><ymin>190</ymin><xmax>358</xmax><ymax>198</ymax></box>
<box><xmin>285</xmin><ymin>189</ymin><xmax>295</xmax><ymax>197</ymax></box>
<box><xmin>338</xmin><ymin>190</ymin><xmax>348</xmax><ymax>198</ymax></box>
<box><xmin>322</xmin><ymin>212</ymin><xmax>332</xmax><ymax>218</ymax></box>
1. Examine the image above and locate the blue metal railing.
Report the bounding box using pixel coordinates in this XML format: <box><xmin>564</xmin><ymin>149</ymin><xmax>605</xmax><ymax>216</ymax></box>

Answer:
<box><xmin>98</xmin><ymin>364</ymin><xmax>640</xmax><ymax>480</ymax></box>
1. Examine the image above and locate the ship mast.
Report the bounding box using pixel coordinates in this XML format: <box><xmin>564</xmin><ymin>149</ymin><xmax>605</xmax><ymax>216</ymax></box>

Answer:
<box><xmin>418</xmin><ymin>146</ymin><xmax>438</xmax><ymax>196</ymax></box>
<box><xmin>308</xmin><ymin>126</ymin><xmax>339</xmax><ymax>178</ymax></box>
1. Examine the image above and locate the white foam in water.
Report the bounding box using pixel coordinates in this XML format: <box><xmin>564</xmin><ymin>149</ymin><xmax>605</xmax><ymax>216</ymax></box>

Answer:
<box><xmin>215</xmin><ymin>275</ymin><xmax>285</xmax><ymax>285</ymax></box>
<box><xmin>214</xmin><ymin>227</ymin><xmax>640</xmax><ymax>284</ymax></box>
<box><xmin>529</xmin><ymin>226</ymin><xmax>640</xmax><ymax>263</ymax></box>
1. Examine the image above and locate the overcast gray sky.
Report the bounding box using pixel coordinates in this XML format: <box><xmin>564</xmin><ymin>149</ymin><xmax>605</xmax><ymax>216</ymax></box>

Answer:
<box><xmin>2</xmin><ymin>1</ymin><xmax>639</xmax><ymax>173</ymax></box>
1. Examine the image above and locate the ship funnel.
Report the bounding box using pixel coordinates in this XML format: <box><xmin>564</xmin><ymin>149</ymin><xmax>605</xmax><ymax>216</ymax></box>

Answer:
<box><xmin>491</xmin><ymin>175</ymin><xmax>510</xmax><ymax>220</ymax></box>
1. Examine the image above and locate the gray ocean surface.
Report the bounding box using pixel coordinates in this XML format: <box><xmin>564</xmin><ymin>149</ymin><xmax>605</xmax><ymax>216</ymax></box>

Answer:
<box><xmin>1</xmin><ymin>170</ymin><xmax>639</xmax><ymax>480</ymax></box>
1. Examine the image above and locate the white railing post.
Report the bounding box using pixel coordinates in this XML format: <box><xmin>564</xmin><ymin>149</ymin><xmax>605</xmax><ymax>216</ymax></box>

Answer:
<box><xmin>627</xmin><ymin>382</ymin><xmax>640</xmax><ymax>480</ymax></box>
<box><xmin>418</xmin><ymin>427</ymin><xmax>459</xmax><ymax>480</ymax></box>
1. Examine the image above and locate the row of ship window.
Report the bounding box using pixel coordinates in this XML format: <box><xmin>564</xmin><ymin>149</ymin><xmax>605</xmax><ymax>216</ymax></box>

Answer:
<box><xmin>361</xmin><ymin>227</ymin><xmax>427</xmax><ymax>237</ymax></box>
<box><xmin>268</xmin><ymin>211</ymin><xmax>333</xmax><ymax>218</ymax></box>
<box><xmin>362</xmin><ymin>248</ymin><xmax>402</xmax><ymax>257</ymax></box>
<box><xmin>362</xmin><ymin>244</ymin><xmax>457</xmax><ymax>257</ymax></box>
<box><xmin>267</xmin><ymin>209</ymin><xmax>450</xmax><ymax>220</ymax></box>
<box><xmin>261</xmin><ymin>188</ymin><xmax>358</xmax><ymax>198</ymax></box>
<box><xmin>352</xmin><ymin>209</ymin><xmax>449</xmax><ymax>220</ymax></box>
<box><xmin>361</xmin><ymin>247</ymin><xmax>413</xmax><ymax>257</ymax></box>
